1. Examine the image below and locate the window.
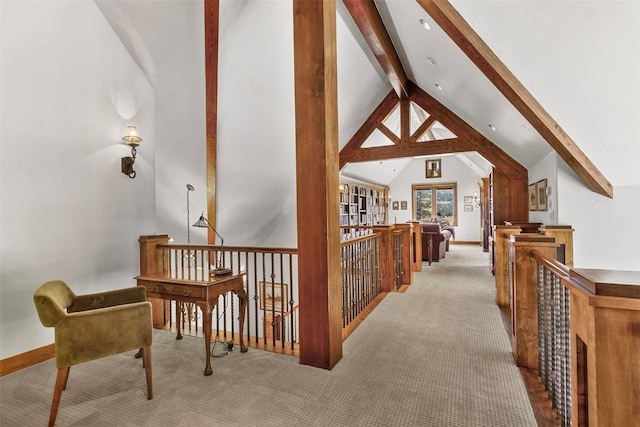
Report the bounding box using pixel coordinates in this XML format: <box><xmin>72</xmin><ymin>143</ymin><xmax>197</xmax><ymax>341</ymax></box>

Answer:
<box><xmin>412</xmin><ymin>183</ymin><xmax>458</xmax><ymax>225</ymax></box>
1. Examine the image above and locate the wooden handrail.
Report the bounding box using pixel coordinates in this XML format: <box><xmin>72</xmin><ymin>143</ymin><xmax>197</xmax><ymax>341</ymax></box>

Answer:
<box><xmin>530</xmin><ymin>249</ymin><xmax>570</xmax><ymax>278</ymax></box>
<box><xmin>339</xmin><ymin>231</ymin><xmax>381</xmax><ymax>247</ymax></box>
<box><xmin>157</xmin><ymin>243</ymin><xmax>297</xmax><ymax>255</ymax></box>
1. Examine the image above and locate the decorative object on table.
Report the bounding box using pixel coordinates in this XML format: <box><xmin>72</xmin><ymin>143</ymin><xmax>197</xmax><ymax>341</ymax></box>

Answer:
<box><xmin>259</xmin><ymin>281</ymin><xmax>288</xmax><ymax>312</ymax></box>
<box><xmin>464</xmin><ymin>204</ymin><xmax>473</xmax><ymax>212</ymax></box>
<box><xmin>425</xmin><ymin>158</ymin><xmax>441</xmax><ymax>178</ymax></box>
<box><xmin>528</xmin><ymin>183</ymin><xmax>538</xmax><ymax>211</ymax></box>
<box><xmin>392</xmin><ymin>201</ymin><xmax>399</xmax><ymax>210</ymax></box>
<box><xmin>33</xmin><ymin>280</ymin><xmax>153</xmax><ymax>427</ymax></box>
<box><xmin>401</xmin><ymin>201</ymin><xmax>408</xmax><ymax>210</ymax></box>
<box><xmin>192</xmin><ymin>212</ymin><xmax>231</xmax><ymax>275</ymax></box>
<box><xmin>464</xmin><ymin>196</ymin><xmax>473</xmax><ymax>204</ymax></box>
<box><xmin>536</xmin><ymin>179</ymin><xmax>548</xmax><ymax>211</ymax></box>
<box><xmin>121</xmin><ymin>125</ymin><xmax>142</xmax><ymax>178</ymax></box>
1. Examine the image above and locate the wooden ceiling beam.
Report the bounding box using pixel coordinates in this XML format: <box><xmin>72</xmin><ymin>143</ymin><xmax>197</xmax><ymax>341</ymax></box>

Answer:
<box><xmin>418</xmin><ymin>0</ymin><xmax>613</xmax><ymax>198</ymax></box>
<box><xmin>409</xmin><ymin>83</ymin><xmax>527</xmax><ymax>179</ymax></box>
<box><xmin>340</xmin><ymin>90</ymin><xmax>399</xmax><ymax>169</ymax></box>
<box><xmin>347</xmin><ymin>138</ymin><xmax>469</xmax><ymax>163</ymax></box>
<box><xmin>343</xmin><ymin>0</ymin><xmax>409</xmax><ymax>99</ymax></box>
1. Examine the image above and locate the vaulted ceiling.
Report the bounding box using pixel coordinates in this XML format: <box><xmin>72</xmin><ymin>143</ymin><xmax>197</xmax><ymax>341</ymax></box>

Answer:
<box><xmin>95</xmin><ymin>0</ymin><xmax>628</xmax><ymax>205</ymax></box>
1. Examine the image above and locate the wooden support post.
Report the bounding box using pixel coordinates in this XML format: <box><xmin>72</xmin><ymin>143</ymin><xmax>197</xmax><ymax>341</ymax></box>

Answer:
<box><xmin>509</xmin><ymin>234</ymin><xmax>559</xmax><ymax>369</ymax></box>
<box><xmin>372</xmin><ymin>225</ymin><xmax>396</xmax><ymax>292</ymax></box>
<box><xmin>493</xmin><ymin>225</ymin><xmax>521</xmax><ymax>307</ymax></box>
<box><xmin>562</xmin><ymin>269</ymin><xmax>640</xmax><ymax>426</ymax></box>
<box><xmin>395</xmin><ymin>223</ymin><xmax>413</xmax><ymax>286</ymax></box>
<box><xmin>138</xmin><ymin>235</ymin><xmax>170</xmax><ymax>328</ymax></box>
<box><xmin>293</xmin><ymin>0</ymin><xmax>342</xmax><ymax>369</ymax></box>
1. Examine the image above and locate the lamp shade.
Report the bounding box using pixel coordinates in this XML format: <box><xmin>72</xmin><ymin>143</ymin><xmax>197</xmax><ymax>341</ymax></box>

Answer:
<box><xmin>122</xmin><ymin>125</ymin><xmax>142</xmax><ymax>146</ymax></box>
<box><xmin>192</xmin><ymin>214</ymin><xmax>208</xmax><ymax>228</ymax></box>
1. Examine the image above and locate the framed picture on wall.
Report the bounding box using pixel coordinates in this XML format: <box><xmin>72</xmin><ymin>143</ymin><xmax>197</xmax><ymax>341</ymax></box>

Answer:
<box><xmin>464</xmin><ymin>196</ymin><xmax>473</xmax><ymax>204</ymax></box>
<box><xmin>464</xmin><ymin>204</ymin><xmax>473</xmax><ymax>212</ymax></box>
<box><xmin>259</xmin><ymin>282</ymin><xmax>288</xmax><ymax>312</ymax></box>
<box><xmin>425</xmin><ymin>159</ymin><xmax>442</xmax><ymax>178</ymax></box>
<box><xmin>400</xmin><ymin>201</ymin><xmax>408</xmax><ymax>210</ymax></box>
<box><xmin>392</xmin><ymin>201</ymin><xmax>399</xmax><ymax>210</ymax></box>
<box><xmin>536</xmin><ymin>179</ymin><xmax>548</xmax><ymax>211</ymax></box>
<box><xmin>528</xmin><ymin>183</ymin><xmax>538</xmax><ymax>211</ymax></box>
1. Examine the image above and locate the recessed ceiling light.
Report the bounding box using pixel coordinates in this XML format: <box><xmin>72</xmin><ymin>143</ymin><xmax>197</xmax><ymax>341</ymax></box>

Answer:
<box><xmin>435</xmin><ymin>83</ymin><xmax>443</xmax><ymax>91</ymax></box>
<box><xmin>488</xmin><ymin>124</ymin><xmax>497</xmax><ymax>131</ymax></box>
<box><xmin>419</xmin><ymin>19</ymin><xmax>431</xmax><ymax>30</ymax></box>
<box><xmin>427</xmin><ymin>57</ymin><xmax>437</xmax><ymax>65</ymax></box>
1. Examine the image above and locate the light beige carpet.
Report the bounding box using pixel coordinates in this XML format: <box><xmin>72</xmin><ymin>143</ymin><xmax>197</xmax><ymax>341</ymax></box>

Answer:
<box><xmin>0</xmin><ymin>245</ymin><xmax>536</xmax><ymax>426</ymax></box>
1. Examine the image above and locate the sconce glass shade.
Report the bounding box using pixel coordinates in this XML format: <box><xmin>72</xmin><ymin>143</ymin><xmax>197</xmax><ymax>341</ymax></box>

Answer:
<box><xmin>122</xmin><ymin>125</ymin><xmax>142</xmax><ymax>146</ymax></box>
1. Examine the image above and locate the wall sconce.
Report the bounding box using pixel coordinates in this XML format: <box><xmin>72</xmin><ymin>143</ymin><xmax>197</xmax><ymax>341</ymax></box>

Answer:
<box><xmin>121</xmin><ymin>125</ymin><xmax>142</xmax><ymax>178</ymax></box>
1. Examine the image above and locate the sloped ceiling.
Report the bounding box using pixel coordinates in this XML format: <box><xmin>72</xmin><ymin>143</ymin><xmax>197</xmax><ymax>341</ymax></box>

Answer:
<box><xmin>93</xmin><ymin>0</ymin><xmax>636</xmax><ymax>242</ymax></box>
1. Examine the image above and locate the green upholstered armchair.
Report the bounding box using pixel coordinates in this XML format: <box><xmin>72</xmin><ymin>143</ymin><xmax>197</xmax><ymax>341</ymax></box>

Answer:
<box><xmin>33</xmin><ymin>280</ymin><xmax>153</xmax><ymax>427</ymax></box>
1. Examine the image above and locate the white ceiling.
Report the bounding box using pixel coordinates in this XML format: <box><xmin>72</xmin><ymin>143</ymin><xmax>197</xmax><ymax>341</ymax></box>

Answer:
<box><xmin>95</xmin><ymin>0</ymin><xmax>638</xmax><ymax>194</ymax></box>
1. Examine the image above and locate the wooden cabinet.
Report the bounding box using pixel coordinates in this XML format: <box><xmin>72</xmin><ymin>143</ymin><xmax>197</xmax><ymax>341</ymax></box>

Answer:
<box><xmin>339</xmin><ymin>180</ymin><xmax>387</xmax><ymax>237</ymax></box>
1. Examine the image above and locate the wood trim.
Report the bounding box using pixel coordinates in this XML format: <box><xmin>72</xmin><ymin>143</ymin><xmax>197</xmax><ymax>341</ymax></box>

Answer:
<box><xmin>342</xmin><ymin>0</ymin><xmax>409</xmax><ymax>99</ymax></box>
<box><xmin>449</xmin><ymin>240</ymin><xmax>481</xmax><ymax>245</ymax></box>
<box><xmin>204</xmin><ymin>0</ymin><xmax>219</xmax><ymax>238</ymax></box>
<box><xmin>0</xmin><ymin>344</ymin><xmax>55</xmax><ymax>377</ymax></box>
<box><xmin>417</xmin><ymin>0</ymin><xmax>612</xmax><ymax>198</ymax></box>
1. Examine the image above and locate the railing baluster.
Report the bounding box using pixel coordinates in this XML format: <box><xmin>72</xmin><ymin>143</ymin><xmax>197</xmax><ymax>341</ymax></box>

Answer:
<box><xmin>535</xmin><ymin>256</ymin><xmax>572</xmax><ymax>427</ymax></box>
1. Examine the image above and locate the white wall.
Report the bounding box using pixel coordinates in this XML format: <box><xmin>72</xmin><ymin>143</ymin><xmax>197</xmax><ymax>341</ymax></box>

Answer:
<box><xmin>387</xmin><ymin>156</ymin><xmax>483</xmax><ymax>242</ymax></box>
<box><xmin>0</xmin><ymin>1</ymin><xmax>156</xmax><ymax>358</ymax></box>
<box><xmin>557</xmin><ymin>166</ymin><xmax>640</xmax><ymax>271</ymax></box>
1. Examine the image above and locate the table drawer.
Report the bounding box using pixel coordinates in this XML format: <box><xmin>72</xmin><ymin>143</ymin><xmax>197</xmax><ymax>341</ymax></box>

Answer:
<box><xmin>139</xmin><ymin>281</ymin><xmax>204</xmax><ymax>299</ymax></box>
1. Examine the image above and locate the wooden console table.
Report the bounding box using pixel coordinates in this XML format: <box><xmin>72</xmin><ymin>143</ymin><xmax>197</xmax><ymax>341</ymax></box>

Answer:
<box><xmin>135</xmin><ymin>272</ymin><xmax>248</xmax><ymax>376</ymax></box>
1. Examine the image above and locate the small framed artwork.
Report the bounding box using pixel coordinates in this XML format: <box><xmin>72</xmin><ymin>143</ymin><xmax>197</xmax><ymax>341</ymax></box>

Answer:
<box><xmin>536</xmin><ymin>179</ymin><xmax>548</xmax><ymax>211</ymax></box>
<box><xmin>464</xmin><ymin>204</ymin><xmax>473</xmax><ymax>212</ymax></box>
<box><xmin>400</xmin><ymin>201</ymin><xmax>408</xmax><ymax>210</ymax></box>
<box><xmin>464</xmin><ymin>196</ymin><xmax>473</xmax><ymax>204</ymax></box>
<box><xmin>426</xmin><ymin>159</ymin><xmax>442</xmax><ymax>178</ymax></box>
<box><xmin>528</xmin><ymin>183</ymin><xmax>538</xmax><ymax>211</ymax></box>
<box><xmin>259</xmin><ymin>282</ymin><xmax>288</xmax><ymax>312</ymax></box>
<box><xmin>392</xmin><ymin>201</ymin><xmax>399</xmax><ymax>210</ymax></box>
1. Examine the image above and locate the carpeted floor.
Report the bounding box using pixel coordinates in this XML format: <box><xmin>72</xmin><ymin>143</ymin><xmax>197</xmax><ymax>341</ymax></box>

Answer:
<box><xmin>0</xmin><ymin>245</ymin><xmax>536</xmax><ymax>426</ymax></box>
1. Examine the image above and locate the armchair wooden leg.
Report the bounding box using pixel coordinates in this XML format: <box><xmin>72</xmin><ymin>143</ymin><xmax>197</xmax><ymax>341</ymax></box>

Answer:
<box><xmin>142</xmin><ymin>346</ymin><xmax>153</xmax><ymax>400</ymax></box>
<box><xmin>49</xmin><ymin>367</ymin><xmax>70</xmax><ymax>427</ymax></box>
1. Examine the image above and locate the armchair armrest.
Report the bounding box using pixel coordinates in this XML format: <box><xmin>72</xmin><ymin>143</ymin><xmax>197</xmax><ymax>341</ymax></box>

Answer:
<box><xmin>55</xmin><ymin>301</ymin><xmax>152</xmax><ymax>368</ymax></box>
<box><xmin>69</xmin><ymin>286</ymin><xmax>147</xmax><ymax>313</ymax></box>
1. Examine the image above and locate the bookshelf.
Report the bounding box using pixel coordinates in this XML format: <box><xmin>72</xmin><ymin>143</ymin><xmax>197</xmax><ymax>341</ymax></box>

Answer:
<box><xmin>339</xmin><ymin>179</ymin><xmax>388</xmax><ymax>239</ymax></box>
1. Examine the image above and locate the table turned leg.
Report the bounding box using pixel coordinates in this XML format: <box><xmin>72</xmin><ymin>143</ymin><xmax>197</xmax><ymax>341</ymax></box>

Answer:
<box><xmin>176</xmin><ymin>302</ymin><xmax>183</xmax><ymax>340</ymax></box>
<box><xmin>197</xmin><ymin>302</ymin><xmax>214</xmax><ymax>376</ymax></box>
<box><xmin>234</xmin><ymin>288</ymin><xmax>249</xmax><ymax>353</ymax></box>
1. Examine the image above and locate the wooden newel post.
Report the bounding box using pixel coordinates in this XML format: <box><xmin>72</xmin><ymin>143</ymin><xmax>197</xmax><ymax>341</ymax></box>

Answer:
<box><xmin>562</xmin><ymin>269</ymin><xmax>640</xmax><ymax>426</ymax></box>
<box><xmin>540</xmin><ymin>225</ymin><xmax>574</xmax><ymax>267</ymax></box>
<box><xmin>407</xmin><ymin>221</ymin><xmax>422</xmax><ymax>272</ymax></box>
<box><xmin>509</xmin><ymin>234</ymin><xmax>559</xmax><ymax>369</ymax></box>
<box><xmin>138</xmin><ymin>235</ymin><xmax>170</xmax><ymax>328</ymax></box>
<box><xmin>372</xmin><ymin>225</ymin><xmax>396</xmax><ymax>292</ymax></box>
<box><xmin>396</xmin><ymin>223</ymin><xmax>414</xmax><ymax>286</ymax></box>
<box><xmin>493</xmin><ymin>225</ymin><xmax>521</xmax><ymax>306</ymax></box>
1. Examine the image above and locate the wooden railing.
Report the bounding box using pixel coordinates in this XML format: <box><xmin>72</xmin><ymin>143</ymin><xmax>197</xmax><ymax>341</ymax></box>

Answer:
<box><xmin>340</xmin><ymin>231</ymin><xmax>381</xmax><ymax>328</ymax></box>
<box><xmin>503</xmin><ymin>228</ymin><xmax>640</xmax><ymax>426</ymax></box>
<box><xmin>139</xmin><ymin>237</ymin><xmax>299</xmax><ymax>352</ymax></box>
<box><xmin>140</xmin><ymin>225</ymin><xmax>418</xmax><ymax>358</ymax></box>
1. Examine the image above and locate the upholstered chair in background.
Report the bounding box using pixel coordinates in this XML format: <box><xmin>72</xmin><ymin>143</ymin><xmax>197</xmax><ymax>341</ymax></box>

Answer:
<box><xmin>33</xmin><ymin>280</ymin><xmax>153</xmax><ymax>427</ymax></box>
